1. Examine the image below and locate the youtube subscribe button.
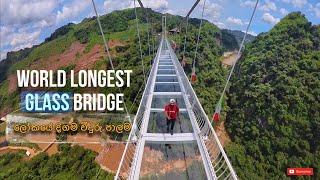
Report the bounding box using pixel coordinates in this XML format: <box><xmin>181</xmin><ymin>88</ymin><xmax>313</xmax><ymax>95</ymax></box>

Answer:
<box><xmin>287</xmin><ymin>168</ymin><xmax>313</xmax><ymax>176</ymax></box>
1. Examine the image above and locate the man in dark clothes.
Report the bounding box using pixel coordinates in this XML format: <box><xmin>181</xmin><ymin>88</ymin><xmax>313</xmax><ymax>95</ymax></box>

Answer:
<box><xmin>164</xmin><ymin>99</ymin><xmax>180</xmax><ymax>135</ymax></box>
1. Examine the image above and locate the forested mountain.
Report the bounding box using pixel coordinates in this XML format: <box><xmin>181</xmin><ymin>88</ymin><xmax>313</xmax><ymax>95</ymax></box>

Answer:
<box><xmin>0</xmin><ymin>8</ymin><xmax>236</xmax><ymax>178</ymax></box>
<box><xmin>0</xmin><ymin>23</ymin><xmax>76</xmax><ymax>83</ymax></box>
<box><xmin>225</xmin><ymin>12</ymin><xmax>320</xmax><ymax>179</ymax></box>
<box><xmin>0</xmin><ymin>145</ymin><xmax>113</xmax><ymax>179</ymax></box>
<box><xmin>0</xmin><ymin>47</ymin><xmax>35</xmax><ymax>82</ymax></box>
<box><xmin>0</xmin><ymin>8</ymin><xmax>237</xmax><ymax>117</ymax></box>
<box><xmin>222</xmin><ymin>29</ymin><xmax>256</xmax><ymax>47</ymax></box>
<box><xmin>0</xmin><ymin>8</ymin><xmax>158</xmax><ymax>117</ymax></box>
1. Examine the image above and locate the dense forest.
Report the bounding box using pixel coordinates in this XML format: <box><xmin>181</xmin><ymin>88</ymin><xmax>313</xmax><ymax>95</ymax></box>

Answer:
<box><xmin>0</xmin><ymin>145</ymin><xmax>113</xmax><ymax>179</ymax></box>
<box><xmin>225</xmin><ymin>12</ymin><xmax>320</xmax><ymax>179</ymax></box>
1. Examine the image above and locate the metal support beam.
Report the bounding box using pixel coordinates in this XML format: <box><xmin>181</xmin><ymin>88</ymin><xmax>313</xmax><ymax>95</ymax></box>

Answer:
<box><xmin>143</xmin><ymin>133</ymin><xmax>196</xmax><ymax>141</ymax></box>
<box><xmin>152</xmin><ymin>92</ymin><xmax>182</xmax><ymax>96</ymax></box>
<box><xmin>155</xmin><ymin>82</ymin><xmax>179</xmax><ymax>84</ymax></box>
<box><xmin>150</xmin><ymin>108</ymin><xmax>187</xmax><ymax>112</ymax></box>
<box><xmin>156</xmin><ymin>74</ymin><xmax>176</xmax><ymax>77</ymax></box>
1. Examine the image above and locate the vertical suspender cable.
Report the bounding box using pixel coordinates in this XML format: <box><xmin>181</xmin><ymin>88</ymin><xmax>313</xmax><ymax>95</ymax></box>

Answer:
<box><xmin>213</xmin><ymin>0</ymin><xmax>259</xmax><ymax>120</ymax></box>
<box><xmin>182</xmin><ymin>18</ymin><xmax>189</xmax><ymax>61</ymax></box>
<box><xmin>137</xmin><ymin>0</ymin><xmax>153</xmax><ymax>57</ymax></box>
<box><xmin>145</xmin><ymin>14</ymin><xmax>151</xmax><ymax>57</ymax></box>
<box><xmin>91</xmin><ymin>0</ymin><xmax>131</xmax><ymax>121</ymax></box>
<box><xmin>134</xmin><ymin>0</ymin><xmax>146</xmax><ymax>84</ymax></box>
<box><xmin>179</xmin><ymin>0</ymin><xmax>201</xmax><ymax>67</ymax></box>
<box><xmin>191</xmin><ymin>0</ymin><xmax>206</xmax><ymax>82</ymax></box>
<box><xmin>137</xmin><ymin>0</ymin><xmax>156</xmax><ymax>64</ymax></box>
<box><xmin>92</xmin><ymin>0</ymin><xmax>114</xmax><ymax>70</ymax></box>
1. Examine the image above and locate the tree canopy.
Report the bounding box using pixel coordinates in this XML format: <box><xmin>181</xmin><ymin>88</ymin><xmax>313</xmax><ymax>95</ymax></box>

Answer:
<box><xmin>0</xmin><ymin>145</ymin><xmax>113</xmax><ymax>179</ymax></box>
<box><xmin>225</xmin><ymin>12</ymin><xmax>320</xmax><ymax>179</ymax></box>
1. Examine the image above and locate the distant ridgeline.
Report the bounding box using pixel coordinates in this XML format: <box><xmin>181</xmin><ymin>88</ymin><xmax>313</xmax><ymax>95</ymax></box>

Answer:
<box><xmin>0</xmin><ymin>11</ymin><xmax>244</xmax><ymax>84</ymax></box>
<box><xmin>221</xmin><ymin>29</ymin><xmax>255</xmax><ymax>49</ymax></box>
<box><xmin>0</xmin><ymin>47</ymin><xmax>35</xmax><ymax>82</ymax></box>
<box><xmin>225</xmin><ymin>12</ymin><xmax>320</xmax><ymax>179</ymax></box>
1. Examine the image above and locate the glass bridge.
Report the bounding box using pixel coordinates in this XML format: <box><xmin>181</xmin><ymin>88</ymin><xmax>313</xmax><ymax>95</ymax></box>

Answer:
<box><xmin>115</xmin><ymin>37</ymin><xmax>237</xmax><ymax>180</ymax></box>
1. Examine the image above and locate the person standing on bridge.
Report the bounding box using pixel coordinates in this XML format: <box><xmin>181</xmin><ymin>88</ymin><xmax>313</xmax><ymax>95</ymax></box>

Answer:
<box><xmin>164</xmin><ymin>99</ymin><xmax>180</xmax><ymax>135</ymax></box>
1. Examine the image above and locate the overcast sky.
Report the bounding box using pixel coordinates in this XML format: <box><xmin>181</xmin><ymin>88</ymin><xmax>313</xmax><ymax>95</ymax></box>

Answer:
<box><xmin>1</xmin><ymin>0</ymin><xmax>319</xmax><ymax>60</ymax></box>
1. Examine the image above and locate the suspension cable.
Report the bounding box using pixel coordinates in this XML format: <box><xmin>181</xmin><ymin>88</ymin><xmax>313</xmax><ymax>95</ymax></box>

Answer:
<box><xmin>146</xmin><ymin>7</ymin><xmax>156</xmax><ymax>60</ymax></box>
<box><xmin>129</xmin><ymin>83</ymin><xmax>144</xmax><ymax>113</ymax></box>
<box><xmin>128</xmin><ymin>67</ymin><xmax>151</xmax><ymax>114</ymax></box>
<box><xmin>214</xmin><ymin>0</ymin><xmax>259</xmax><ymax>115</ymax></box>
<box><xmin>91</xmin><ymin>0</ymin><xmax>131</xmax><ymax>120</ymax></box>
<box><xmin>192</xmin><ymin>0</ymin><xmax>206</xmax><ymax>73</ymax></box>
<box><xmin>177</xmin><ymin>0</ymin><xmax>201</xmax><ymax>31</ymax></box>
<box><xmin>137</xmin><ymin>0</ymin><xmax>152</xmax><ymax>57</ymax></box>
<box><xmin>182</xmin><ymin>18</ymin><xmax>189</xmax><ymax>60</ymax></box>
<box><xmin>179</xmin><ymin>0</ymin><xmax>201</xmax><ymax>67</ymax></box>
<box><xmin>145</xmin><ymin>17</ymin><xmax>151</xmax><ymax>58</ymax></box>
<box><xmin>134</xmin><ymin>0</ymin><xmax>146</xmax><ymax>84</ymax></box>
<box><xmin>92</xmin><ymin>0</ymin><xmax>114</xmax><ymax>70</ymax></box>
<box><xmin>136</xmin><ymin>1</ymin><xmax>156</xmax><ymax>65</ymax></box>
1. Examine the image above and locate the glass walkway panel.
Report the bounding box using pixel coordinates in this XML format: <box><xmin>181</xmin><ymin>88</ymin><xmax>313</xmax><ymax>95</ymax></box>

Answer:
<box><xmin>140</xmin><ymin>141</ymin><xmax>207</xmax><ymax>180</ymax></box>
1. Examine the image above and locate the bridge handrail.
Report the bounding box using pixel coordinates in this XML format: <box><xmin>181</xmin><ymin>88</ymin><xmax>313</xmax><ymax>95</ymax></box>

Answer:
<box><xmin>165</xmin><ymin>39</ymin><xmax>238</xmax><ymax>180</ymax></box>
<box><xmin>114</xmin><ymin>37</ymin><xmax>164</xmax><ymax>179</ymax></box>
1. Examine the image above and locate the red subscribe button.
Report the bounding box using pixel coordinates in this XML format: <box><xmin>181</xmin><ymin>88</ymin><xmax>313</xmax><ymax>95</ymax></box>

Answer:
<box><xmin>287</xmin><ymin>168</ymin><xmax>313</xmax><ymax>176</ymax></box>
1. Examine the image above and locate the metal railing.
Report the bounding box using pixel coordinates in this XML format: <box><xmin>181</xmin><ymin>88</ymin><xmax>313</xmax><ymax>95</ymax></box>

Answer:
<box><xmin>166</xmin><ymin>39</ymin><xmax>238</xmax><ymax>180</ymax></box>
<box><xmin>115</xmin><ymin>38</ymin><xmax>164</xmax><ymax>179</ymax></box>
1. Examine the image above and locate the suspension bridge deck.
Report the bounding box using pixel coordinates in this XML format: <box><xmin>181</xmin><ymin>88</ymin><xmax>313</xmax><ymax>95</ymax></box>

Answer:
<box><xmin>115</xmin><ymin>37</ymin><xmax>237</xmax><ymax>180</ymax></box>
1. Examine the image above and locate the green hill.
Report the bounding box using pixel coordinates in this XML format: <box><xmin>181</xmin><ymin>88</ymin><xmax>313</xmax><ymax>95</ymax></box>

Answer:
<box><xmin>0</xmin><ymin>7</ymin><xmax>236</xmax><ymax>178</ymax></box>
<box><xmin>222</xmin><ymin>29</ymin><xmax>256</xmax><ymax>48</ymax></box>
<box><xmin>0</xmin><ymin>145</ymin><xmax>113</xmax><ymax>179</ymax></box>
<box><xmin>0</xmin><ymin>8</ymin><xmax>236</xmax><ymax>117</ymax></box>
<box><xmin>0</xmin><ymin>8</ymin><xmax>156</xmax><ymax>116</ymax></box>
<box><xmin>225</xmin><ymin>12</ymin><xmax>320</xmax><ymax>179</ymax></box>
